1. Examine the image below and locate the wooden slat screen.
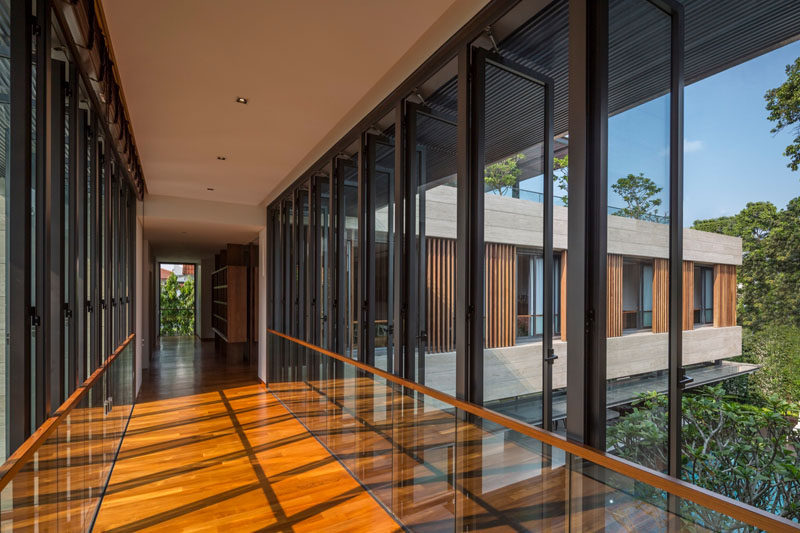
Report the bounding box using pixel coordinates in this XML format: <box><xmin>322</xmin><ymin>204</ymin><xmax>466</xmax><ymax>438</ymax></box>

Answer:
<box><xmin>607</xmin><ymin>254</ymin><xmax>623</xmax><ymax>338</ymax></box>
<box><xmin>560</xmin><ymin>250</ymin><xmax>567</xmax><ymax>342</ymax></box>
<box><xmin>682</xmin><ymin>261</ymin><xmax>694</xmax><ymax>331</ymax></box>
<box><xmin>485</xmin><ymin>243</ymin><xmax>516</xmax><ymax>349</ymax></box>
<box><xmin>426</xmin><ymin>237</ymin><xmax>456</xmax><ymax>353</ymax></box>
<box><xmin>713</xmin><ymin>264</ymin><xmax>737</xmax><ymax>327</ymax></box>
<box><xmin>652</xmin><ymin>258</ymin><xmax>669</xmax><ymax>333</ymax></box>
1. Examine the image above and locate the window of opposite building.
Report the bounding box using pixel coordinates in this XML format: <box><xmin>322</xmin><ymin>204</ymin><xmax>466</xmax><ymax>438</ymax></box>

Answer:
<box><xmin>694</xmin><ymin>265</ymin><xmax>713</xmax><ymax>325</ymax></box>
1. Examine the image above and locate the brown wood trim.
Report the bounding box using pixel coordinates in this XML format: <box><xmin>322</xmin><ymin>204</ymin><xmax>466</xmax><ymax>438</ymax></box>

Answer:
<box><xmin>484</xmin><ymin>243</ymin><xmax>515</xmax><ymax>348</ymax></box>
<box><xmin>713</xmin><ymin>264</ymin><xmax>737</xmax><ymax>327</ymax></box>
<box><xmin>682</xmin><ymin>261</ymin><xmax>694</xmax><ymax>331</ymax></box>
<box><xmin>607</xmin><ymin>255</ymin><xmax>623</xmax><ymax>337</ymax></box>
<box><xmin>560</xmin><ymin>250</ymin><xmax>567</xmax><ymax>342</ymax></box>
<box><xmin>266</xmin><ymin>328</ymin><xmax>797</xmax><ymax>532</ymax></box>
<box><xmin>0</xmin><ymin>333</ymin><xmax>136</xmax><ymax>492</ymax></box>
<box><xmin>652</xmin><ymin>258</ymin><xmax>669</xmax><ymax>333</ymax></box>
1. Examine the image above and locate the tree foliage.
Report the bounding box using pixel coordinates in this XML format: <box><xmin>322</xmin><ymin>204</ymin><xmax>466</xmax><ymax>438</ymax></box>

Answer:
<box><xmin>160</xmin><ymin>273</ymin><xmax>195</xmax><ymax>335</ymax></box>
<box><xmin>554</xmin><ymin>154</ymin><xmax>568</xmax><ymax>205</ymax></box>
<box><xmin>765</xmin><ymin>56</ymin><xmax>800</xmax><ymax>172</ymax></box>
<box><xmin>693</xmin><ymin>198</ymin><xmax>800</xmax><ymax>331</ymax></box>
<box><xmin>608</xmin><ymin>387</ymin><xmax>800</xmax><ymax>528</ymax></box>
<box><xmin>610</xmin><ymin>172</ymin><xmax>664</xmax><ymax>221</ymax></box>
<box><xmin>747</xmin><ymin>324</ymin><xmax>800</xmax><ymax>405</ymax></box>
<box><xmin>484</xmin><ymin>154</ymin><xmax>525</xmax><ymax>196</ymax></box>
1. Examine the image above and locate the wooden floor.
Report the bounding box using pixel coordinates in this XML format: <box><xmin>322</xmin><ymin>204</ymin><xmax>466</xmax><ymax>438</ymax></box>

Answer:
<box><xmin>92</xmin><ymin>337</ymin><xmax>399</xmax><ymax>532</ymax></box>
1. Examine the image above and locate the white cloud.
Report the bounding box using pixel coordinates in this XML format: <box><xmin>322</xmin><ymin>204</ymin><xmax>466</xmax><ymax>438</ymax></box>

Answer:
<box><xmin>684</xmin><ymin>139</ymin><xmax>704</xmax><ymax>153</ymax></box>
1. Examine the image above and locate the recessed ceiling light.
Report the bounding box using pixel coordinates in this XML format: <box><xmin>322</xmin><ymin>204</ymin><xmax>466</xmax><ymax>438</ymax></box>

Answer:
<box><xmin>235</xmin><ymin>97</ymin><xmax>248</xmax><ymax>104</ymax></box>
<box><xmin>217</xmin><ymin>156</ymin><xmax>227</xmax><ymax>161</ymax></box>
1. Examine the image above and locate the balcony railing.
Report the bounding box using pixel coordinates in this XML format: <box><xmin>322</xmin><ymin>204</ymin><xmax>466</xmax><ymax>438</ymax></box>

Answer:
<box><xmin>0</xmin><ymin>334</ymin><xmax>136</xmax><ymax>530</ymax></box>
<box><xmin>486</xmin><ymin>186</ymin><xmax>670</xmax><ymax>225</ymax></box>
<box><xmin>266</xmin><ymin>329</ymin><xmax>797</xmax><ymax>532</ymax></box>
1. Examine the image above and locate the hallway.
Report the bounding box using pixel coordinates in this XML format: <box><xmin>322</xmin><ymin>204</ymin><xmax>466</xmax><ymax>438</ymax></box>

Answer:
<box><xmin>92</xmin><ymin>337</ymin><xmax>399</xmax><ymax>532</ymax></box>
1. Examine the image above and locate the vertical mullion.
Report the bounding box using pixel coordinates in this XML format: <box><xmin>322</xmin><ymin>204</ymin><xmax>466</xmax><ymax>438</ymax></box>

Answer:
<box><xmin>48</xmin><ymin>59</ymin><xmax>65</xmax><ymax>410</ymax></box>
<box><xmin>468</xmin><ymin>47</ymin><xmax>486</xmax><ymax>405</ymax></box>
<box><xmin>542</xmin><ymin>76</ymin><xmax>555</xmax><ymax>432</ymax></box>
<box><xmin>455</xmin><ymin>45</ymin><xmax>470</xmax><ymax>402</ymax></box>
<box><xmin>34</xmin><ymin>0</ymin><xmax>51</xmax><ymax>427</ymax></box>
<box><xmin>392</xmin><ymin>103</ymin><xmax>404</xmax><ymax>378</ymax></box>
<box><xmin>667</xmin><ymin>0</ymin><xmax>686</xmax><ymax>488</ymax></box>
<box><xmin>9</xmin><ymin>0</ymin><xmax>33</xmax><ymax>451</ymax></box>
<box><xmin>566</xmin><ymin>0</ymin><xmax>608</xmax><ymax>449</ymax></box>
<box><xmin>104</xmin><ymin>149</ymin><xmax>112</xmax><ymax>362</ymax></box>
<box><xmin>364</xmin><ymin>135</ymin><xmax>376</xmax><ymax>366</ymax></box>
<box><xmin>403</xmin><ymin>103</ymin><xmax>418</xmax><ymax>382</ymax></box>
<box><xmin>67</xmin><ymin>66</ymin><xmax>79</xmax><ymax>393</ymax></box>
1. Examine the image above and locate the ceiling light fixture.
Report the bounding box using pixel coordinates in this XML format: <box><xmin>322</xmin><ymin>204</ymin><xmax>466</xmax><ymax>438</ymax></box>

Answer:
<box><xmin>235</xmin><ymin>97</ymin><xmax>248</xmax><ymax>104</ymax></box>
<box><xmin>217</xmin><ymin>156</ymin><xmax>227</xmax><ymax>161</ymax></box>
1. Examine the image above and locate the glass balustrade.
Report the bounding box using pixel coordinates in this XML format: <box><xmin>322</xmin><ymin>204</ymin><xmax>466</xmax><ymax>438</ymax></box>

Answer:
<box><xmin>266</xmin><ymin>330</ymin><xmax>789</xmax><ymax>532</ymax></box>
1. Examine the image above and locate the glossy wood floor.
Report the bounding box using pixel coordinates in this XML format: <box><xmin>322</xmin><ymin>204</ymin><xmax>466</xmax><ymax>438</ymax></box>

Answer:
<box><xmin>93</xmin><ymin>337</ymin><xmax>399</xmax><ymax>532</ymax></box>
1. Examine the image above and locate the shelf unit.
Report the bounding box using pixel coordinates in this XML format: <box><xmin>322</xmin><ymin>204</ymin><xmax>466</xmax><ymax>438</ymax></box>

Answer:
<box><xmin>211</xmin><ymin>251</ymin><xmax>247</xmax><ymax>344</ymax></box>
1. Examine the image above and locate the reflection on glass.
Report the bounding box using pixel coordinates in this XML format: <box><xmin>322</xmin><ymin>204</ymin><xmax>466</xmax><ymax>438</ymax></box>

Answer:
<box><xmin>481</xmin><ymin>57</ymin><xmax>550</xmax><ymax>426</ymax></box>
<box><xmin>0</xmin><ymin>0</ymin><xmax>8</xmax><ymax>461</ymax></box>
<box><xmin>370</xmin><ymin>130</ymin><xmax>395</xmax><ymax>372</ymax></box>
<box><xmin>267</xmin><ymin>331</ymin><xmax>759</xmax><ymax>532</ymax></box>
<box><xmin>605</xmin><ymin>0</ymin><xmax>671</xmax><ymax>469</ymax></box>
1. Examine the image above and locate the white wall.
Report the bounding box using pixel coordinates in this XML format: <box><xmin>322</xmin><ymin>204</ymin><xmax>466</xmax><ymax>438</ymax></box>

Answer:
<box><xmin>258</xmin><ymin>225</ymin><xmax>267</xmax><ymax>383</ymax></box>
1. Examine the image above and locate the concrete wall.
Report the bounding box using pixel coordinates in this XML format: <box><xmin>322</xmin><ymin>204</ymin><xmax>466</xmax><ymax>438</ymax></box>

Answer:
<box><xmin>421</xmin><ymin>186</ymin><xmax>742</xmax><ymax>265</ymax></box>
<box><xmin>424</xmin><ymin>326</ymin><xmax>742</xmax><ymax>402</ymax></box>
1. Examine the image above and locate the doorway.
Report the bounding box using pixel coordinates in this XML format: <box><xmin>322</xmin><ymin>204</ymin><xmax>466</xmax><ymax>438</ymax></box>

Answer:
<box><xmin>158</xmin><ymin>262</ymin><xmax>197</xmax><ymax>336</ymax></box>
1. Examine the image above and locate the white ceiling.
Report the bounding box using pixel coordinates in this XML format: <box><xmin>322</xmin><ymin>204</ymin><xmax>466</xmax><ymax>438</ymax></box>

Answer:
<box><xmin>101</xmin><ymin>0</ymin><xmax>481</xmax><ymax>207</ymax></box>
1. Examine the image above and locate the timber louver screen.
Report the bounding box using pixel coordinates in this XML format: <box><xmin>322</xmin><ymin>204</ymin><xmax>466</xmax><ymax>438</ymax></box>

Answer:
<box><xmin>682</xmin><ymin>261</ymin><xmax>694</xmax><ymax>330</ymax></box>
<box><xmin>426</xmin><ymin>237</ymin><xmax>456</xmax><ymax>354</ymax></box>
<box><xmin>485</xmin><ymin>243</ymin><xmax>516</xmax><ymax>349</ymax></box>
<box><xmin>713</xmin><ymin>264</ymin><xmax>737</xmax><ymax>327</ymax></box>
<box><xmin>652</xmin><ymin>258</ymin><xmax>669</xmax><ymax>333</ymax></box>
<box><xmin>607</xmin><ymin>254</ymin><xmax>624</xmax><ymax>337</ymax></box>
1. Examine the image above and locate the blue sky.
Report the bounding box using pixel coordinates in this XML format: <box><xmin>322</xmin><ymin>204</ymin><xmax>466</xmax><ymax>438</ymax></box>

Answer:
<box><xmin>608</xmin><ymin>40</ymin><xmax>800</xmax><ymax>226</ymax></box>
<box><xmin>682</xmin><ymin>40</ymin><xmax>800</xmax><ymax>225</ymax></box>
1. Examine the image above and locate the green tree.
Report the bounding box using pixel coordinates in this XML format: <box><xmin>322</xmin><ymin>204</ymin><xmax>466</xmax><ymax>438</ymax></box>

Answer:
<box><xmin>765</xmin><ymin>56</ymin><xmax>800</xmax><ymax>172</ymax></box>
<box><xmin>610</xmin><ymin>173</ymin><xmax>664</xmax><ymax>221</ymax></box>
<box><xmin>693</xmin><ymin>199</ymin><xmax>800</xmax><ymax>331</ymax></box>
<box><xmin>554</xmin><ymin>154</ymin><xmax>568</xmax><ymax>205</ymax></box>
<box><xmin>608</xmin><ymin>387</ymin><xmax>800</xmax><ymax>528</ymax></box>
<box><xmin>484</xmin><ymin>153</ymin><xmax>524</xmax><ymax>195</ymax></box>
<box><xmin>160</xmin><ymin>273</ymin><xmax>195</xmax><ymax>335</ymax></box>
<box><xmin>747</xmin><ymin>324</ymin><xmax>800</xmax><ymax>405</ymax></box>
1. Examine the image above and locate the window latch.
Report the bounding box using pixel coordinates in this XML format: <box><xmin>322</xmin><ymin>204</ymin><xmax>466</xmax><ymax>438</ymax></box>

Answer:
<box><xmin>544</xmin><ymin>348</ymin><xmax>558</xmax><ymax>363</ymax></box>
<box><xmin>64</xmin><ymin>303</ymin><xmax>73</xmax><ymax>319</ymax></box>
<box><xmin>30</xmin><ymin>307</ymin><xmax>41</xmax><ymax>327</ymax></box>
<box><xmin>678</xmin><ymin>369</ymin><xmax>694</xmax><ymax>389</ymax></box>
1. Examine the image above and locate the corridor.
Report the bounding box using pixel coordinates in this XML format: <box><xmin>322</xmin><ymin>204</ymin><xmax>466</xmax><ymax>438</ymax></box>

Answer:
<box><xmin>92</xmin><ymin>338</ymin><xmax>399</xmax><ymax>532</ymax></box>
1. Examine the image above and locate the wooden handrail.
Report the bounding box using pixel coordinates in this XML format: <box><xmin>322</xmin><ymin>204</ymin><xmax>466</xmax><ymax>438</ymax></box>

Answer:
<box><xmin>0</xmin><ymin>333</ymin><xmax>136</xmax><ymax>492</ymax></box>
<box><xmin>267</xmin><ymin>329</ymin><xmax>798</xmax><ymax>532</ymax></box>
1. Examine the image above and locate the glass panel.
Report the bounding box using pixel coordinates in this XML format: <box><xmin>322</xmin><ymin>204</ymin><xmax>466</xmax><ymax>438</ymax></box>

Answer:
<box><xmin>481</xmin><ymin>58</ymin><xmax>547</xmax><ymax>424</ymax></box>
<box><xmin>606</xmin><ymin>0</ymin><xmax>671</xmax><ymax>468</ymax></box>
<box><xmin>370</xmin><ymin>120</ymin><xmax>395</xmax><ymax>372</ymax></box>
<box><xmin>0</xmin><ymin>0</ymin><xmax>8</xmax><ymax>462</ymax></box>
<box><xmin>318</xmin><ymin>178</ymin><xmax>330</xmax><ymax>349</ymax></box>
<box><xmin>267</xmin><ymin>331</ymin><xmax>768</xmax><ymax>532</ymax></box>
<box><xmin>411</xmin><ymin>58</ymin><xmax>458</xmax><ymax>391</ymax></box>
<box><xmin>339</xmin><ymin>154</ymin><xmax>361</xmax><ymax>359</ymax></box>
<box><xmin>0</xmin><ymin>340</ymin><xmax>134</xmax><ymax>529</ymax></box>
